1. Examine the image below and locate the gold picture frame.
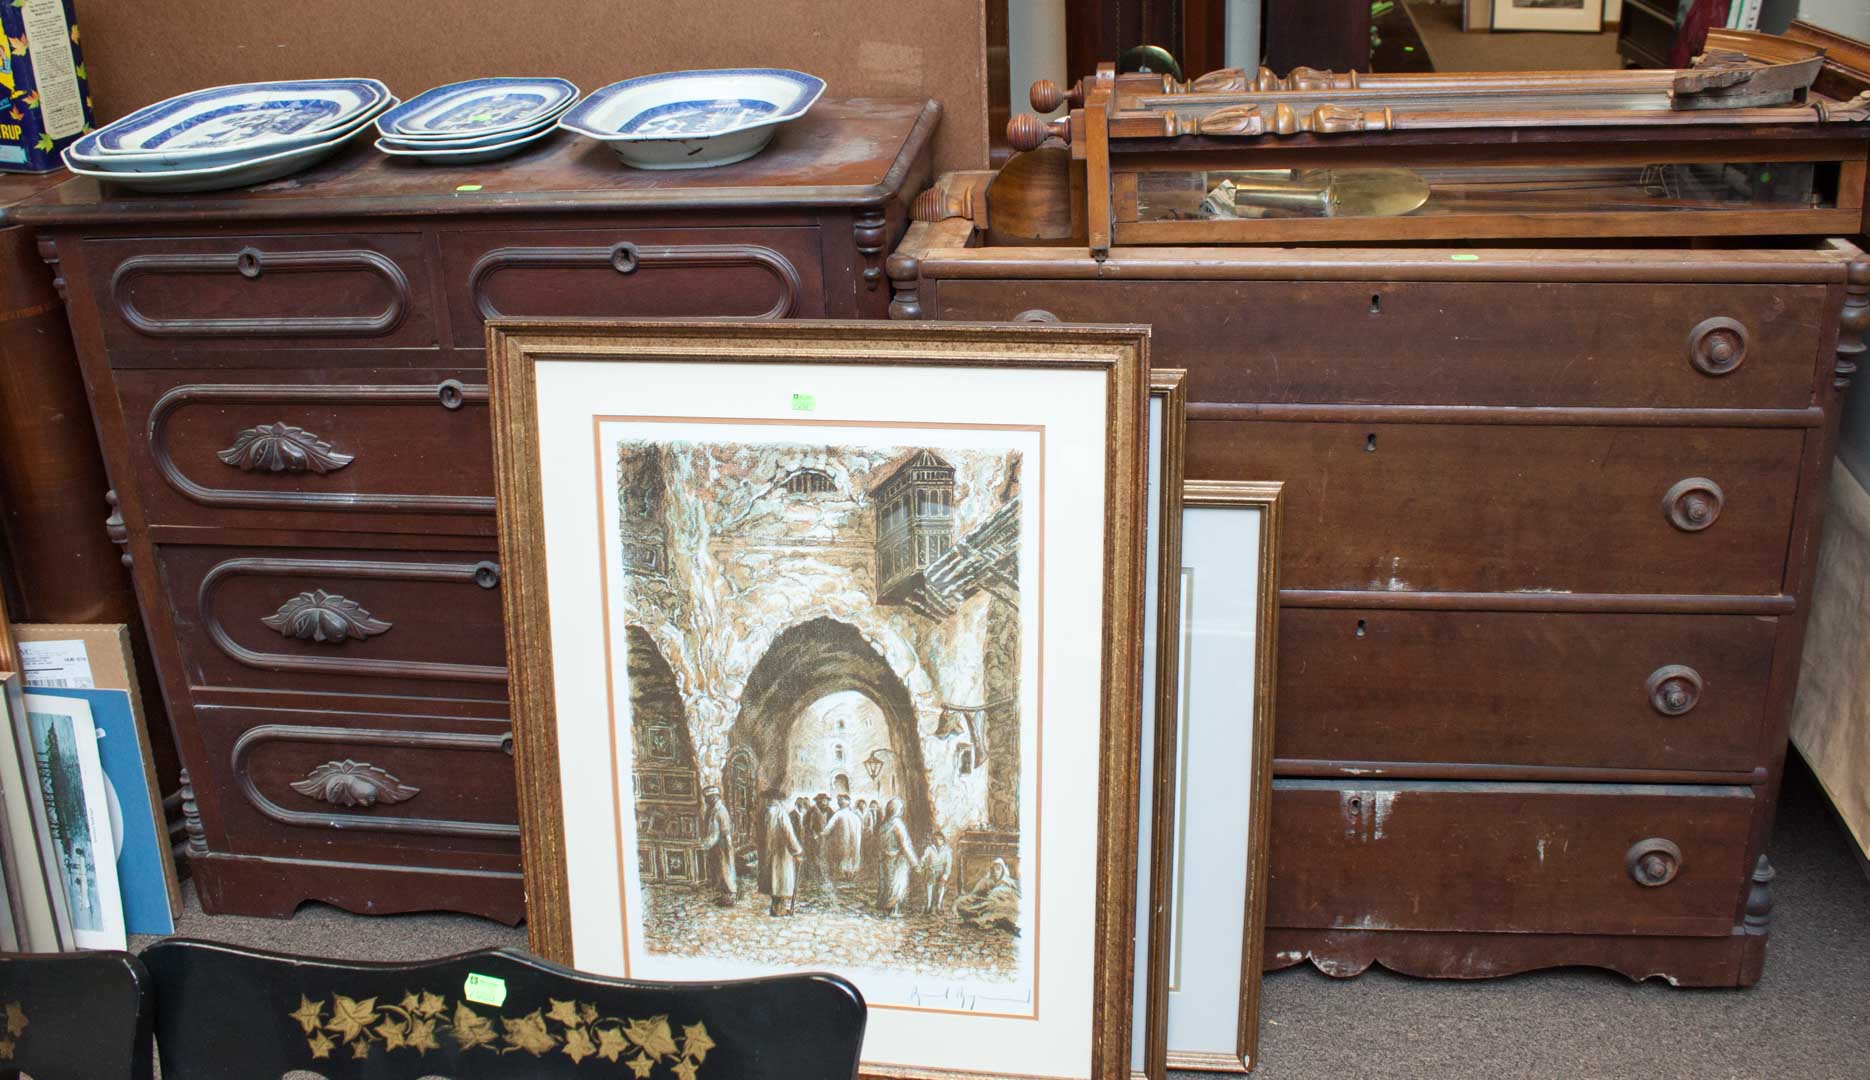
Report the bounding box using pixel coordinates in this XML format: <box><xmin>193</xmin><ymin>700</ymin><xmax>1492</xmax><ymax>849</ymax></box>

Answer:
<box><xmin>1489</xmin><ymin>0</ymin><xmax>1606</xmax><ymax>33</ymax></box>
<box><xmin>1146</xmin><ymin>479</ymin><xmax>1282</xmax><ymax>1075</ymax></box>
<box><xmin>488</xmin><ymin>319</ymin><xmax>1152</xmax><ymax>1080</ymax></box>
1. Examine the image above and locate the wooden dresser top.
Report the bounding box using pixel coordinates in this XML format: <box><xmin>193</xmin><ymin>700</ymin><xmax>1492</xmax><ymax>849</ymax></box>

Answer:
<box><xmin>15</xmin><ymin>98</ymin><xmax>940</xmax><ymax>228</ymax></box>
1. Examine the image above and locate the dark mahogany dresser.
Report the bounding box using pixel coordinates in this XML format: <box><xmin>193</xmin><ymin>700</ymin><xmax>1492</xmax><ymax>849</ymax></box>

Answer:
<box><xmin>16</xmin><ymin>98</ymin><xmax>938</xmax><ymax>921</ymax></box>
<box><xmin>893</xmin><ymin>205</ymin><xmax>1867</xmax><ymax>987</ymax></box>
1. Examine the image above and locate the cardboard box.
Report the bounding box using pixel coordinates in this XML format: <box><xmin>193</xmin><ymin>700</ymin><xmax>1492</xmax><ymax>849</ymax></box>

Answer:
<box><xmin>0</xmin><ymin>0</ymin><xmax>92</xmax><ymax>173</ymax></box>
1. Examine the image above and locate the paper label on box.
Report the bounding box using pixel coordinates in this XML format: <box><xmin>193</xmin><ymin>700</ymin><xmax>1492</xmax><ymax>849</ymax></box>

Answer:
<box><xmin>20</xmin><ymin>0</ymin><xmax>83</xmax><ymax>140</ymax></box>
<box><xmin>18</xmin><ymin>639</ymin><xmax>95</xmax><ymax>688</ymax></box>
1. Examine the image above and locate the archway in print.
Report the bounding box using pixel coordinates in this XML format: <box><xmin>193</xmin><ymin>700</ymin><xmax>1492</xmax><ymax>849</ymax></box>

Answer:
<box><xmin>625</xmin><ymin>625</ymin><xmax>703</xmax><ymax>886</ymax></box>
<box><xmin>727</xmin><ymin>617</ymin><xmax>933</xmax><ymax>843</ymax></box>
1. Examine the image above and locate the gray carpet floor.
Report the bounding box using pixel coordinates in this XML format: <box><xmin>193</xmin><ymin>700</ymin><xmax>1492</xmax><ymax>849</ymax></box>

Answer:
<box><xmin>136</xmin><ymin>754</ymin><xmax>1870</xmax><ymax>1078</ymax></box>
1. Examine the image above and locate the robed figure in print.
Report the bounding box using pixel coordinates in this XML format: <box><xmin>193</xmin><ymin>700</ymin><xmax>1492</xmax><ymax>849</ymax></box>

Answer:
<box><xmin>701</xmin><ymin>786</ymin><xmax>737</xmax><ymax>905</ymax></box>
<box><xmin>762</xmin><ymin>788</ymin><xmax>803</xmax><ymax>916</ymax></box>
<box><xmin>876</xmin><ymin>798</ymin><xmax>921</xmax><ymax>917</ymax></box>
<box><xmin>958</xmin><ymin>858</ymin><xmax>1022</xmax><ymax>933</ymax></box>
<box><xmin>820</xmin><ymin>794</ymin><xmax>865</xmax><ymax>881</ymax></box>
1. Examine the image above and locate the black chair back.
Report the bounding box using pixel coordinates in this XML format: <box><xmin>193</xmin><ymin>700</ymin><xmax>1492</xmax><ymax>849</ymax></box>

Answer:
<box><xmin>0</xmin><ymin>949</ymin><xmax>153</xmax><ymax>1080</ymax></box>
<box><xmin>143</xmin><ymin>937</ymin><xmax>866</xmax><ymax>1079</ymax></box>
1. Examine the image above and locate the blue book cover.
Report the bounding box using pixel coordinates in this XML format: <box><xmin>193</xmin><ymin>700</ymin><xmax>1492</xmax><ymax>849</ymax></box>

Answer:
<box><xmin>30</xmin><ymin>687</ymin><xmax>176</xmax><ymax>935</ymax></box>
<box><xmin>0</xmin><ymin>0</ymin><xmax>93</xmax><ymax>172</ymax></box>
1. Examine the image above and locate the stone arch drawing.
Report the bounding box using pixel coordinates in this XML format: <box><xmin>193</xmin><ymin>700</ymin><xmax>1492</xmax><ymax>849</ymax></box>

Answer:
<box><xmin>727</xmin><ymin>616</ymin><xmax>935</xmax><ymax>842</ymax></box>
<box><xmin>624</xmin><ymin>625</ymin><xmax>704</xmax><ymax>884</ymax></box>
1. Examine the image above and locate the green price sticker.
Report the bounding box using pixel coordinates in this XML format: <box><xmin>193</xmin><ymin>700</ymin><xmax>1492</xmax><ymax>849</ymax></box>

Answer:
<box><xmin>791</xmin><ymin>392</ymin><xmax>817</xmax><ymax>412</ymax></box>
<box><xmin>456</xmin><ymin>183</ymin><xmax>484</xmax><ymax>193</ymax></box>
<box><xmin>463</xmin><ymin>972</ymin><xmax>508</xmax><ymax>1007</ymax></box>
<box><xmin>1449</xmin><ymin>253</ymin><xmax>1481</xmax><ymax>262</ymax></box>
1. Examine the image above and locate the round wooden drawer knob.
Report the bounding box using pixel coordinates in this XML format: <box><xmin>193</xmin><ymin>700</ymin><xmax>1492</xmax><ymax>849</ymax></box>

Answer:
<box><xmin>1663</xmin><ymin>477</ymin><xmax>1724</xmax><ymax>532</ymax></box>
<box><xmin>1646</xmin><ymin>664</ymin><xmax>1703</xmax><ymax>716</ymax></box>
<box><xmin>1627</xmin><ymin>838</ymin><xmax>1683</xmax><ymax>887</ymax></box>
<box><xmin>1688</xmin><ymin>317</ymin><xmax>1748</xmax><ymax>376</ymax></box>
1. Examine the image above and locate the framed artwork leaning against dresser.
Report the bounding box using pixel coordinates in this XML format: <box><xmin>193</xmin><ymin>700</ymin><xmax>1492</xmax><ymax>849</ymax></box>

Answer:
<box><xmin>488</xmin><ymin>319</ymin><xmax>1153</xmax><ymax>1080</ymax></box>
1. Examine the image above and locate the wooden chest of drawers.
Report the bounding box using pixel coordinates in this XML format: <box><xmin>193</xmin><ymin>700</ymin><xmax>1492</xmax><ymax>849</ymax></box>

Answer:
<box><xmin>17</xmin><ymin>99</ymin><xmax>938</xmax><ymax>921</ymax></box>
<box><xmin>890</xmin><ymin>213</ymin><xmax>1867</xmax><ymax>986</ymax></box>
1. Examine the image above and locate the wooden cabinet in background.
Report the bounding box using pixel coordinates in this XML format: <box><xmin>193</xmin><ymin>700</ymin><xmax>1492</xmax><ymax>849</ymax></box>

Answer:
<box><xmin>16</xmin><ymin>100</ymin><xmax>939</xmax><ymax>921</ymax></box>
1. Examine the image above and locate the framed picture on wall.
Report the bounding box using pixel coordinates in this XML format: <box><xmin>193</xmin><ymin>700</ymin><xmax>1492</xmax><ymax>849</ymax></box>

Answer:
<box><xmin>489</xmin><ymin>319</ymin><xmax>1152</xmax><ymax>1079</ymax></box>
<box><xmin>1490</xmin><ymin>0</ymin><xmax>1606</xmax><ymax>33</ymax></box>
<box><xmin>1139</xmin><ymin>479</ymin><xmax>1283</xmax><ymax>1074</ymax></box>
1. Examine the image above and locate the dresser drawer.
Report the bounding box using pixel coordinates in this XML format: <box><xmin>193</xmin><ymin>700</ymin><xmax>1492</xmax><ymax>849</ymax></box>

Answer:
<box><xmin>439</xmin><ymin>225</ymin><xmax>826</xmax><ymax>347</ymax></box>
<box><xmin>115</xmin><ymin>368</ymin><xmax>494</xmax><ymax>534</ymax></box>
<box><xmin>195</xmin><ymin>704</ymin><xmax>518</xmax><ymax>865</ymax></box>
<box><xmin>87</xmin><ymin>233</ymin><xmax>437</xmax><ymax>351</ymax></box>
<box><xmin>1277</xmin><ymin>610</ymin><xmax>1776</xmax><ymax>775</ymax></box>
<box><xmin>1267</xmin><ymin>780</ymin><xmax>1754</xmax><ymax>937</ymax></box>
<box><xmin>157</xmin><ymin>545</ymin><xmax>508</xmax><ymax>701</ymax></box>
<box><xmin>1190</xmin><ymin>420</ymin><xmax>1803</xmax><ymax>595</ymax></box>
<box><xmin>932</xmin><ymin>279</ymin><xmax>1826</xmax><ymax>409</ymax></box>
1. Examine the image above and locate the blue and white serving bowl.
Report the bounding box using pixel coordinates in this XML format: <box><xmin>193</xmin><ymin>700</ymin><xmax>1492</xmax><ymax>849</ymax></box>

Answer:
<box><xmin>75</xmin><ymin>79</ymin><xmax>392</xmax><ymax>168</ymax></box>
<box><xmin>376</xmin><ymin>77</ymin><xmax>580</xmax><ymax>141</ymax></box>
<box><xmin>560</xmin><ymin>68</ymin><xmax>825</xmax><ymax>169</ymax></box>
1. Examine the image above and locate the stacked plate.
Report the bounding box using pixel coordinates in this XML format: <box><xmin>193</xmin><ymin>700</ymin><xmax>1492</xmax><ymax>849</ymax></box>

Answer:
<box><xmin>374</xmin><ymin>78</ymin><xmax>578</xmax><ymax>165</ymax></box>
<box><xmin>62</xmin><ymin>79</ymin><xmax>394</xmax><ymax>193</ymax></box>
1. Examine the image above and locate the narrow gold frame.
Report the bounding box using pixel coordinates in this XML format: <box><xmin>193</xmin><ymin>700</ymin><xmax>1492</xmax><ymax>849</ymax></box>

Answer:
<box><xmin>1154</xmin><ymin>479</ymin><xmax>1283</xmax><ymax>1075</ymax></box>
<box><xmin>487</xmin><ymin>318</ymin><xmax>1152</xmax><ymax>1080</ymax></box>
<box><xmin>1134</xmin><ymin>369</ymin><xmax>1187</xmax><ymax>1080</ymax></box>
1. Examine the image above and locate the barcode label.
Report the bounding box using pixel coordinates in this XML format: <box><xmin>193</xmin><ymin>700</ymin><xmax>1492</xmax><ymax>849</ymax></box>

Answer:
<box><xmin>18</xmin><ymin>640</ymin><xmax>95</xmax><ymax>688</ymax></box>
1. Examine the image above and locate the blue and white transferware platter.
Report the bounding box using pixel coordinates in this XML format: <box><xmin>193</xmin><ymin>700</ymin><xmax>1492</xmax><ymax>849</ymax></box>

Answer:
<box><xmin>373</xmin><ymin>121</ymin><xmax>558</xmax><ymax>165</ymax></box>
<box><xmin>68</xmin><ymin>93</ymin><xmax>395</xmax><ymax>173</ymax></box>
<box><xmin>85</xmin><ymin>79</ymin><xmax>390</xmax><ymax>163</ymax></box>
<box><xmin>560</xmin><ymin>69</ymin><xmax>825</xmax><ymax>170</ymax></box>
<box><xmin>62</xmin><ymin>121</ymin><xmax>375</xmax><ymax>194</ymax></box>
<box><xmin>376</xmin><ymin>77</ymin><xmax>580</xmax><ymax>140</ymax></box>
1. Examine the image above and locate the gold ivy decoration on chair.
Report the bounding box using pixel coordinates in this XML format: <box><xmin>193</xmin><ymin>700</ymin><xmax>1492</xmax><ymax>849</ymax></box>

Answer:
<box><xmin>287</xmin><ymin>990</ymin><xmax>713</xmax><ymax>1076</ymax></box>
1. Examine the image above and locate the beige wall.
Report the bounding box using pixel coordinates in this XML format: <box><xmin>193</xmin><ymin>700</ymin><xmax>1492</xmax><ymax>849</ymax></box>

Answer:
<box><xmin>75</xmin><ymin>0</ymin><xmax>988</xmax><ymax>173</ymax></box>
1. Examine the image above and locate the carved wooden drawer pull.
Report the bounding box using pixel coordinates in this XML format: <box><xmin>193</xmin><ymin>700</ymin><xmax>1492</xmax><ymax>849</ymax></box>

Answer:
<box><xmin>1646</xmin><ymin>665</ymin><xmax>1704</xmax><ymax>716</ymax></box>
<box><xmin>1626</xmin><ymin>838</ymin><xmax>1683</xmax><ymax>887</ymax></box>
<box><xmin>1687</xmin><ymin>316</ymin><xmax>1748</xmax><ymax>376</ymax></box>
<box><xmin>290</xmin><ymin>759</ymin><xmax>419</xmax><ymax>808</ymax></box>
<box><xmin>261</xmin><ymin>589</ymin><xmax>392</xmax><ymax>644</ymax></box>
<box><xmin>218</xmin><ymin>422</ymin><xmax>354</xmax><ymax>474</ymax></box>
<box><xmin>1662</xmin><ymin>477</ymin><xmax>1724</xmax><ymax>532</ymax></box>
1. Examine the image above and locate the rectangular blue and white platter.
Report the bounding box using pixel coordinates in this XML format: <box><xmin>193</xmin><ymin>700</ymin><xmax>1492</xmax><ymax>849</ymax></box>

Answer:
<box><xmin>91</xmin><ymin>79</ymin><xmax>389</xmax><ymax>155</ymax></box>
<box><xmin>377</xmin><ymin>77</ymin><xmax>579</xmax><ymax>139</ymax></box>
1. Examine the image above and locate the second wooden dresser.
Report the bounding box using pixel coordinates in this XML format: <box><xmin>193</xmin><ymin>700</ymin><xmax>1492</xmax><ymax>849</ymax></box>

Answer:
<box><xmin>891</xmin><ymin>211</ymin><xmax>1865</xmax><ymax>986</ymax></box>
<box><xmin>19</xmin><ymin>98</ymin><xmax>938</xmax><ymax>921</ymax></box>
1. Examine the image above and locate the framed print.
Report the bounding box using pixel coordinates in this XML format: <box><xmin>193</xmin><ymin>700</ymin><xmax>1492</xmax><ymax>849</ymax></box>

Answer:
<box><xmin>489</xmin><ymin>319</ymin><xmax>1151</xmax><ymax>1080</ymax></box>
<box><xmin>22</xmin><ymin>690</ymin><xmax>123</xmax><ymax>950</ymax></box>
<box><xmin>1154</xmin><ymin>480</ymin><xmax>1282</xmax><ymax>1073</ymax></box>
<box><xmin>1130</xmin><ymin>369</ymin><xmax>1187</xmax><ymax>1080</ymax></box>
<box><xmin>1489</xmin><ymin>0</ymin><xmax>1605</xmax><ymax>33</ymax></box>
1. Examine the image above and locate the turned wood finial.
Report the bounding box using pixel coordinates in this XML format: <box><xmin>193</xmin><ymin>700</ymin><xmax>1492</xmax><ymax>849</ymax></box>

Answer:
<box><xmin>1030</xmin><ymin>78</ymin><xmax>1085</xmax><ymax>113</ymax></box>
<box><xmin>1007</xmin><ymin>114</ymin><xmax>1069</xmax><ymax>152</ymax></box>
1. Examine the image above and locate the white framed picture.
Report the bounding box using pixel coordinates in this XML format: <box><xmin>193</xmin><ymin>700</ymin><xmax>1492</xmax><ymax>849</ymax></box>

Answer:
<box><xmin>22</xmin><ymin>691</ymin><xmax>124</xmax><ymax>950</ymax></box>
<box><xmin>490</xmin><ymin>320</ymin><xmax>1153</xmax><ymax>1079</ymax></box>
<box><xmin>1147</xmin><ymin>480</ymin><xmax>1282</xmax><ymax>1073</ymax></box>
<box><xmin>1490</xmin><ymin>0</ymin><xmax>1606</xmax><ymax>33</ymax></box>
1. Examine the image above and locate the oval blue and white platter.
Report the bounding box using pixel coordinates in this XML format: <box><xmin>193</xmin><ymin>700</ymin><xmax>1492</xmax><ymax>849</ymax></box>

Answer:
<box><xmin>560</xmin><ymin>68</ymin><xmax>825</xmax><ymax>169</ymax></box>
<box><xmin>83</xmin><ymin>79</ymin><xmax>391</xmax><ymax>164</ymax></box>
<box><xmin>62</xmin><ymin>122</ymin><xmax>376</xmax><ymax>194</ymax></box>
<box><xmin>376</xmin><ymin>77</ymin><xmax>580</xmax><ymax>140</ymax></box>
<box><xmin>374</xmin><ymin>121</ymin><xmax>559</xmax><ymax>165</ymax></box>
<box><xmin>68</xmin><ymin>93</ymin><xmax>395</xmax><ymax>173</ymax></box>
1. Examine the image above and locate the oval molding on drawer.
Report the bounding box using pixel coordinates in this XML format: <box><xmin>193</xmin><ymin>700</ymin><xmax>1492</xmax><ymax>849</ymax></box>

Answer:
<box><xmin>232</xmin><ymin>724</ymin><xmax>518</xmax><ymax>838</ymax></box>
<box><xmin>149</xmin><ymin>383</ymin><xmax>495</xmax><ymax>514</ymax></box>
<box><xmin>111</xmin><ymin>246</ymin><xmax>413</xmax><ymax>338</ymax></box>
<box><xmin>468</xmin><ymin>241</ymin><xmax>804</xmax><ymax>322</ymax></box>
<box><xmin>199</xmin><ymin>556</ymin><xmax>507</xmax><ymax>683</ymax></box>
